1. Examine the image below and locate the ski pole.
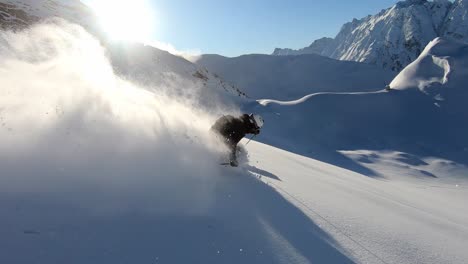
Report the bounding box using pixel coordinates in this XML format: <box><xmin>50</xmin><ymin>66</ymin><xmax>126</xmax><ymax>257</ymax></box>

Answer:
<box><xmin>244</xmin><ymin>134</ymin><xmax>256</xmax><ymax>146</ymax></box>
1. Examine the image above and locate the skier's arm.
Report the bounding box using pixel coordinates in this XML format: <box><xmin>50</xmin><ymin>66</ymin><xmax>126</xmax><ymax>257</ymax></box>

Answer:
<box><xmin>246</xmin><ymin>123</ymin><xmax>260</xmax><ymax>135</ymax></box>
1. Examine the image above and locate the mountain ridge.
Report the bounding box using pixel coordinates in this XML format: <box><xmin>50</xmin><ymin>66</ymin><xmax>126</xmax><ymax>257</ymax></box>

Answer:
<box><xmin>273</xmin><ymin>0</ymin><xmax>468</xmax><ymax>71</ymax></box>
<box><xmin>195</xmin><ymin>52</ymin><xmax>396</xmax><ymax>100</ymax></box>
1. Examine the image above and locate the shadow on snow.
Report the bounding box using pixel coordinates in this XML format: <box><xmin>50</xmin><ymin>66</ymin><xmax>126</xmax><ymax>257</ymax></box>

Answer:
<box><xmin>0</xmin><ymin>170</ymin><xmax>355</xmax><ymax>264</ymax></box>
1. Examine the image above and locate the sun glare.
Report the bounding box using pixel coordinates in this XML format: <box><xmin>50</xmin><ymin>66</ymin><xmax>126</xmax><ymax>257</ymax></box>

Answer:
<box><xmin>89</xmin><ymin>0</ymin><xmax>156</xmax><ymax>42</ymax></box>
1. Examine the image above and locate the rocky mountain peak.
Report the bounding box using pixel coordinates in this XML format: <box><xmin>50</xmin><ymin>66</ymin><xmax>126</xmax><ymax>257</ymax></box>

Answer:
<box><xmin>273</xmin><ymin>0</ymin><xmax>467</xmax><ymax>71</ymax></box>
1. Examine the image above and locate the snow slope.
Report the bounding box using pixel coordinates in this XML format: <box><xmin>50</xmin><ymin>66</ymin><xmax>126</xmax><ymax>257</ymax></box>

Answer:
<box><xmin>273</xmin><ymin>0</ymin><xmax>468</xmax><ymax>71</ymax></box>
<box><xmin>196</xmin><ymin>53</ymin><xmax>395</xmax><ymax>100</ymax></box>
<box><xmin>252</xmin><ymin>37</ymin><xmax>468</xmax><ymax>179</ymax></box>
<box><xmin>248</xmin><ymin>141</ymin><xmax>468</xmax><ymax>264</ymax></box>
<box><xmin>1</xmin><ymin>2</ymin><xmax>468</xmax><ymax>264</ymax></box>
<box><xmin>2</xmin><ymin>136</ymin><xmax>468</xmax><ymax>264</ymax></box>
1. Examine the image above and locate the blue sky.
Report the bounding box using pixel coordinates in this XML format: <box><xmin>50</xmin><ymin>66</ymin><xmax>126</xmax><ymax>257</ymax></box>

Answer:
<box><xmin>84</xmin><ymin>0</ymin><xmax>399</xmax><ymax>57</ymax></box>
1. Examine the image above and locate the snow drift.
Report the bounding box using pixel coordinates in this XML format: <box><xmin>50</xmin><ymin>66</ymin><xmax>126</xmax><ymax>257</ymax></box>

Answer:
<box><xmin>390</xmin><ymin>37</ymin><xmax>468</xmax><ymax>111</ymax></box>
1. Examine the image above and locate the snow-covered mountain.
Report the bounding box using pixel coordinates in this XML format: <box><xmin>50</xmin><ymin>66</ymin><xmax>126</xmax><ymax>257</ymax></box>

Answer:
<box><xmin>273</xmin><ymin>0</ymin><xmax>468</xmax><ymax>71</ymax></box>
<box><xmin>195</xmin><ymin>53</ymin><xmax>396</xmax><ymax>100</ymax></box>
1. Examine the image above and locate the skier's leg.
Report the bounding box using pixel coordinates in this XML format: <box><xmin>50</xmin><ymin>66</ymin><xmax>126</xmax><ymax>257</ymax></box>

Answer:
<box><xmin>229</xmin><ymin>144</ymin><xmax>238</xmax><ymax>167</ymax></box>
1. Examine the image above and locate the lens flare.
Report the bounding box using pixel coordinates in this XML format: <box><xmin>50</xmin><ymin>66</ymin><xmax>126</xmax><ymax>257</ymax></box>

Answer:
<box><xmin>88</xmin><ymin>0</ymin><xmax>156</xmax><ymax>42</ymax></box>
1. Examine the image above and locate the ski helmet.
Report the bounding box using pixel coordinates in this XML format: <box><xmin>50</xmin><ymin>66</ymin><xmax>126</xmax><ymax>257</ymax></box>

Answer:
<box><xmin>251</xmin><ymin>114</ymin><xmax>264</xmax><ymax>128</ymax></box>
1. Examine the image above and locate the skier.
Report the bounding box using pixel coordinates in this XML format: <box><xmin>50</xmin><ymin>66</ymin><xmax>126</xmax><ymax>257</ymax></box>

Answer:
<box><xmin>210</xmin><ymin>113</ymin><xmax>264</xmax><ymax>167</ymax></box>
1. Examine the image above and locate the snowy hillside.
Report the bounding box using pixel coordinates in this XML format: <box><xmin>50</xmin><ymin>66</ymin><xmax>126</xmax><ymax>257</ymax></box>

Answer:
<box><xmin>273</xmin><ymin>0</ymin><xmax>468</xmax><ymax>71</ymax></box>
<box><xmin>0</xmin><ymin>0</ymin><xmax>247</xmax><ymax>108</ymax></box>
<box><xmin>195</xmin><ymin>53</ymin><xmax>396</xmax><ymax>100</ymax></box>
<box><xmin>106</xmin><ymin>42</ymin><xmax>247</xmax><ymax>109</ymax></box>
<box><xmin>254</xmin><ymin>36</ymin><xmax>468</xmax><ymax>177</ymax></box>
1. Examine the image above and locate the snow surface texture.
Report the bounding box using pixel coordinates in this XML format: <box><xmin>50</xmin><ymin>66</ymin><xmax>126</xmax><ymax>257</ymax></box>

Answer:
<box><xmin>248</xmin><ymin>141</ymin><xmax>468</xmax><ymax>264</ymax></box>
<box><xmin>273</xmin><ymin>0</ymin><xmax>468</xmax><ymax>71</ymax></box>
<box><xmin>195</xmin><ymin>54</ymin><xmax>396</xmax><ymax>100</ymax></box>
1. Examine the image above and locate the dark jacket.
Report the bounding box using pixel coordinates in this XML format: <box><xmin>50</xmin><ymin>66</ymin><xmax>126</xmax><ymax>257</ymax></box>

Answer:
<box><xmin>211</xmin><ymin>114</ymin><xmax>259</xmax><ymax>147</ymax></box>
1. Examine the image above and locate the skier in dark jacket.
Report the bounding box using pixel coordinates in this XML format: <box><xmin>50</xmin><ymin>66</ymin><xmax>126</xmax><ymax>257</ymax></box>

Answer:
<box><xmin>211</xmin><ymin>113</ymin><xmax>264</xmax><ymax>166</ymax></box>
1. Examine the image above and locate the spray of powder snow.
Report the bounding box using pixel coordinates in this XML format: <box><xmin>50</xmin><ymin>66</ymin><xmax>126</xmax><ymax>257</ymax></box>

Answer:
<box><xmin>0</xmin><ymin>19</ymin><xmax>233</xmax><ymax>215</ymax></box>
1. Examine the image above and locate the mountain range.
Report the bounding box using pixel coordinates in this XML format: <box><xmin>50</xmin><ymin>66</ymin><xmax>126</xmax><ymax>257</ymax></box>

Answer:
<box><xmin>273</xmin><ymin>0</ymin><xmax>468</xmax><ymax>71</ymax></box>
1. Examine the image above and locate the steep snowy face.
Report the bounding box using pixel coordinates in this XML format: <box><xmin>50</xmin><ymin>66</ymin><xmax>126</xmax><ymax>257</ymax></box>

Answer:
<box><xmin>443</xmin><ymin>0</ymin><xmax>468</xmax><ymax>41</ymax></box>
<box><xmin>331</xmin><ymin>0</ymin><xmax>448</xmax><ymax>71</ymax></box>
<box><xmin>273</xmin><ymin>0</ymin><xmax>468</xmax><ymax>72</ymax></box>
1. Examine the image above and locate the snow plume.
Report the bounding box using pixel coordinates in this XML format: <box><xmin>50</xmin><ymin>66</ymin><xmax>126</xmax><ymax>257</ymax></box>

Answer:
<box><xmin>147</xmin><ymin>40</ymin><xmax>202</xmax><ymax>62</ymax></box>
<box><xmin>0</xmin><ymin>19</ymin><xmax>227</xmax><ymax>215</ymax></box>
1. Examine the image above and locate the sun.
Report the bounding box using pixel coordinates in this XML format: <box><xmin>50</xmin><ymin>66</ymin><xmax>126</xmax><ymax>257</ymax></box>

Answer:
<box><xmin>87</xmin><ymin>0</ymin><xmax>156</xmax><ymax>42</ymax></box>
